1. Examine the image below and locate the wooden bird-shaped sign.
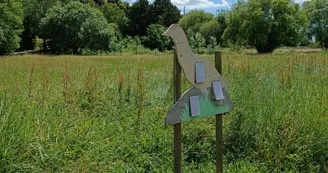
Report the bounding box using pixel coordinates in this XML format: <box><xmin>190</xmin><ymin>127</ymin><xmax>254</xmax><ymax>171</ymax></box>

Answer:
<box><xmin>163</xmin><ymin>24</ymin><xmax>234</xmax><ymax>125</ymax></box>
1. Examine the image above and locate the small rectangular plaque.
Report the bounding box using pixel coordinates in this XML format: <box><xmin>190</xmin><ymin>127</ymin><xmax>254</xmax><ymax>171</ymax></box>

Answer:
<box><xmin>212</xmin><ymin>81</ymin><xmax>225</xmax><ymax>100</ymax></box>
<box><xmin>190</xmin><ymin>95</ymin><xmax>200</xmax><ymax>117</ymax></box>
<box><xmin>195</xmin><ymin>62</ymin><xmax>205</xmax><ymax>83</ymax></box>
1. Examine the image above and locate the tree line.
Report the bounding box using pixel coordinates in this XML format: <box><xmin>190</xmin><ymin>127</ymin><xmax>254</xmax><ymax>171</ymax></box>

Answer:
<box><xmin>0</xmin><ymin>0</ymin><xmax>328</xmax><ymax>55</ymax></box>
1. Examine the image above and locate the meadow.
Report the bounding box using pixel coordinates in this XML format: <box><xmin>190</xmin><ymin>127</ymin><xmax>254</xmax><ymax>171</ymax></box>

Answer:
<box><xmin>0</xmin><ymin>51</ymin><xmax>327</xmax><ymax>172</ymax></box>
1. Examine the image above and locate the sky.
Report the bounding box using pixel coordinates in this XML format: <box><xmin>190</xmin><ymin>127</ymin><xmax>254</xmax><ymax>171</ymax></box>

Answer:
<box><xmin>123</xmin><ymin>0</ymin><xmax>311</xmax><ymax>14</ymax></box>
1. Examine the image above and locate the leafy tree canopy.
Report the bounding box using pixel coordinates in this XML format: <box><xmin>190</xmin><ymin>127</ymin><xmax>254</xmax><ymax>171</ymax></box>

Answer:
<box><xmin>216</xmin><ymin>9</ymin><xmax>229</xmax><ymax>46</ymax></box>
<box><xmin>40</xmin><ymin>1</ymin><xmax>118</xmax><ymax>54</ymax></box>
<box><xmin>21</xmin><ymin>0</ymin><xmax>62</xmax><ymax>50</ymax></box>
<box><xmin>179</xmin><ymin>10</ymin><xmax>214</xmax><ymax>33</ymax></box>
<box><xmin>152</xmin><ymin>0</ymin><xmax>180</xmax><ymax>27</ymax></box>
<box><xmin>199</xmin><ymin>19</ymin><xmax>220</xmax><ymax>43</ymax></box>
<box><xmin>0</xmin><ymin>0</ymin><xmax>24</xmax><ymax>55</ymax></box>
<box><xmin>304</xmin><ymin>0</ymin><xmax>328</xmax><ymax>50</ymax></box>
<box><xmin>223</xmin><ymin>0</ymin><xmax>307</xmax><ymax>53</ymax></box>
<box><xmin>125</xmin><ymin>0</ymin><xmax>153</xmax><ymax>36</ymax></box>
<box><xmin>101</xmin><ymin>3</ymin><xmax>128</xmax><ymax>29</ymax></box>
<box><xmin>179</xmin><ymin>10</ymin><xmax>226</xmax><ymax>47</ymax></box>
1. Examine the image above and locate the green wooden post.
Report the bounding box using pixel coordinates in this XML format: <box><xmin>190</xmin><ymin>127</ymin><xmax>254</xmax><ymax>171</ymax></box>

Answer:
<box><xmin>173</xmin><ymin>49</ymin><xmax>182</xmax><ymax>173</ymax></box>
<box><xmin>215</xmin><ymin>51</ymin><xmax>223</xmax><ymax>173</ymax></box>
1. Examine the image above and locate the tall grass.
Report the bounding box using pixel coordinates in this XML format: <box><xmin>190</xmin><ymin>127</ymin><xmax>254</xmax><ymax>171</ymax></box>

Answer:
<box><xmin>0</xmin><ymin>52</ymin><xmax>327</xmax><ymax>172</ymax></box>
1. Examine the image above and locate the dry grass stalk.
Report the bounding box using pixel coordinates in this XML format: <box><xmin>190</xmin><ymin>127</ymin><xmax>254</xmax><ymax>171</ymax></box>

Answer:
<box><xmin>63</xmin><ymin>65</ymin><xmax>74</xmax><ymax>104</ymax></box>
<box><xmin>28</xmin><ymin>65</ymin><xmax>34</xmax><ymax>100</ymax></box>
<box><xmin>84</xmin><ymin>66</ymin><xmax>99</xmax><ymax>102</ymax></box>
<box><xmin>239</xmin><ymin>60</ymin><xmax>250</xmax><ymax>74</ymax></box>
<box><xmin>277</xmin><ymin>59</ymin><xmax>294</xmax><ymax>89</ymax></box>
<box><xmin>40</xmin><ymin>58</ymin><xmax>49</xmax><ymax>106</ymax></box>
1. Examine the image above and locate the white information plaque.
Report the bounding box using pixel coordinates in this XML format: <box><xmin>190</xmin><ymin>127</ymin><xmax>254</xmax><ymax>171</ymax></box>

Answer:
<box><xmin>195</xmin><ymin>62</ymin><xmax>205</xmax><ymax>83</ymax></box>
<box><xmin>212</xmin><ymin>81</ymin><xmax>225</xmax><ymax>100</ymax></box>
<box><xmin>190</xmin><ymin>95</ymin><xmax>200</xmax><ymax>117</ymax></box>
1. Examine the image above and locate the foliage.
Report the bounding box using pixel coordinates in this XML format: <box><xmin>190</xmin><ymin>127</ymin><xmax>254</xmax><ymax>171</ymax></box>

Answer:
<box><xmin>207</xmin><ymin>36</ymin><xmax>218</xmax><ymax>53</ymax></box>
<box><xmin>199</xmin><ymin>19</ymin><xmax>220</xmax><ymax>44</ymax></box>
<box><xmin>40</xmin><ymin>1</ymin><xmax>118</xmax><ymax>54</ymax></box>
<box><xmin>152</xmin><ymin>0</ymin><xmax>181</xmax><ymax>27</ymax></box>
<box><xmin>0</xmin><ymin>0</ymin><xmax>24</xmax><ymax>55</ymax></box>
<box><xmin>223</xmin><ymin>0</ymin><xmax>308</xmax><ymax>53</ymax></box>
<box><xmin>101</xmin><ymin>3</ymin><xmax>128</xmax><ymax>30</ymax></box>
<box><xmin>179</xmin><ymin>10</ymin><xmax>227</xmax><ymax>48</ymax></box>
<box><xmin>142</xmin><ymin>24</ymin><xmax>171</xmax><ymax>51</ymax></box>
<box><xmin>21</xmin><ymin>0</ymin><xmax>56</xmax><ymax>50</ymax></box>
<box><xmin>179</xmin><ymin>10</ymin><xmax>214</xmax><ymax>34</ymax></box>
<box><xmin>82</xmin><ymin>0</ymin><xmax>99</xmax><ymax>8</ymax></box>
<box><xmin>20</xmin><ymin>0</ymin><xmax>80</xmax><ymax>50</ymax></box>
<box><xmin>33</xmin><ymin>36</ymin><xmax>43</xmax><ymax>50</ymax></box>
<box><xmin>304</xmin><ymin>0</ymin><xmax>328</xmax><ymax>50</ymax></box>
<box><xmin>216</xmin><ymin>9</ymin><xmax>229</xmax><ymax>47</ymax></box>
<box><xmin>125</xmin><ymin>0</ymin><xmax>153</xmax><ymax>36</ymax></box>
<box><xmin>189</xmin><ymin>32</ymin><xmax>206</xmax><ymax>55</ymax></box>
<box><xmin>125</xmin><ymin>0</ymin><xmax>180</xmax><ymax>37</ymax></box>
<box><xmin>94</xmin><ymin>0</ymin><xmax>106</xmax><ymax>5</ymax></box>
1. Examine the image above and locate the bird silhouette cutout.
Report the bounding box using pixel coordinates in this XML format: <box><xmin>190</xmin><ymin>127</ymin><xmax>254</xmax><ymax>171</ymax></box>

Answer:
<box><xmin>163</xmin><ymin>24</ymin><xmax>234</xmax><ymax>125</ymax></box>
<box><xmin>163</xmin><ymin>24</ymin><xmax>227</xmax><ymax>93</ymax></box>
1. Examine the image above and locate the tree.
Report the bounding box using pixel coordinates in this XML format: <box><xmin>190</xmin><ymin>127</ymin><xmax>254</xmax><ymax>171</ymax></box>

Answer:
<box><xmin>40</xmin><ymin>1</ymin><xmax>117</xmax><ymax>54</ymax></box>
<box><xmin>107</xmin><ymin>0</ymin><xmax>119</xmax><ymax>4</ymax></box>
<box><xmin>93</xmin><ymin>0</ymin><xmax>105</xmax><ymax>5</ymax></box>
<box><xmin>179</xmin><ymin>10</ymin><xmax>220</xmax><ymax>46</ymax></box>
<box><xmin>304</xmin><ymin>0</ymin><xmax>328</xmax><ymax>50</ymax></box>
<box><xmin>152</xmin><ymin>0</ymin><xmax>180</xmax><ymax>27</ymax></box>
<box><xmin>216</xmin><ymin>9</ymin><xmax>229</xmax><ymax>46</ymax></box>
<box><xmin>199</xmin><ymin>19</ymin><xmax>220</xmax><ymax>44</ymax></box>
<box><xmin>0</xmin><ymin>0</ymin><xmax>24</xmax><ymax>55</ymax></box>
<box><xmin>223</xmin><ymin>0</ymin><xmax>307</xmax><ymax>53</ymax></box>
<box><xmin>21</xmin><ymin>0</ymin><xmax>106</xmax><ymax>51</ymax></box>
<box><xmin>101</xmin><ymin>3</ymin><xmax>128</xmax><ymax>30</ymax></box>
<box><xmin>142</xmin><ymin>24</ymin><xmax>171</xmax><ymax>51</ymax></box>
<box><xmin>179</xmin><ymin>10</ymin><xmax>214</xmax><ymax>34</ymax></box>
<box><xmin>21</xmin><ymin>0</ymin><xmax>60</xmax><ymax>50</ymax></box>
<box><xmin>126</xmin><ymin>0</ymin><xmax>153</xmax><ymax>36</ymax></box>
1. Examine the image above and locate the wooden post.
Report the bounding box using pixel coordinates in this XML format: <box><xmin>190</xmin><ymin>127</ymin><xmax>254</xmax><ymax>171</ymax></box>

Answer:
<box><xmin>173</xmin><ymin>49</ymin><xmax>182</xmax><ymax>173</ymax></box>
<box><xmin>215</xmin><ymin>51</ymin><xmax>223</xmax><ymax>173</ymax></box>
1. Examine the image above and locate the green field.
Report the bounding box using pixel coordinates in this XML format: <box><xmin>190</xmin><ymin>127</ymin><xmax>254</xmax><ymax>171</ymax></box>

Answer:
<box><xmin>0</xmin><ymin>51</ymin><xmax>328</xmax><ymax>172</ymax></box>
